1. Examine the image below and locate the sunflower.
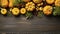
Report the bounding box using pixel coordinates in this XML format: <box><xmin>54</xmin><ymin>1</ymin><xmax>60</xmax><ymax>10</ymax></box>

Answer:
<box><xmin>20</xmin><ymin>8</ymin><xmax>26</xmax><ymax>14</ymax></box>
<box><xmin>25</xmin><ymin>2</ymin><xmax>35</xmax><ymax>11</ymax></box>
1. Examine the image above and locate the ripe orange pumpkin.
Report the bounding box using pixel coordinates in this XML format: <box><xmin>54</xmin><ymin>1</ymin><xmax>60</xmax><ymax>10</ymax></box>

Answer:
<box><xmin>33</xmin><ymin>0</ymin><xmax>42</xmax><ymax>3</ymax></box>
<box><xmin>46</xmin><ymin>0</ymin><xmax>55</xmax><ymax>4</ymax></box>
<box><xmin>43</xmin><ymin>6</ymin><xmax>53</xmax><ymax>15</ymax></box>
<box><xmin>1</xmin><ymin>0</ymin><xmax>8</xmax><ymax>7</ymax></box>
<box><xmin>9</xmin><ymin>0</ymin><xmax>14</xmax><ymax>7</ymax></box>
<box><xmin>55</xmin><ymin>0</ymin><xmax>60</xmax><ymax>6</ymax></box>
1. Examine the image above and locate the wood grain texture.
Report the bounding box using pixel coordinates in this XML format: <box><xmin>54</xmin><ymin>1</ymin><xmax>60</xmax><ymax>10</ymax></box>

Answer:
<box><xmin>0</xmin><ymin>15</ymin><xmax>60</xmax><ymax>33</ymax></box>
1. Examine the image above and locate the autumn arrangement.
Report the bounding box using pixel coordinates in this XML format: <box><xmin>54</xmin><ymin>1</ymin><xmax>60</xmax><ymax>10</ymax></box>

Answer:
<box><xmin>0</xmin><ymin>0</ymin><xmax>60</xmax><ymax>18</ymax></box>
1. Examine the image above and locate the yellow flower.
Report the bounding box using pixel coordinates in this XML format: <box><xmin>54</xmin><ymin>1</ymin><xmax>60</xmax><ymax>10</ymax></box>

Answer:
<box><xmin>55</xmin><ymin>0</ymin><xmax>60</xmax><ymax>6</ymax></box>
<box><xmin>20</xmin><ymin>8</ymin><xmax>26</xmax><ymax>14</ymax></box>
<box><xmin>46</xmin><ymin>0</ymin><xmax>55</xmax><ymax>4</ymax></box>
<box><xmin>36</xmin><ymin>7</ymin><xmax>43</xmax><ymax>11</ymax></box>
<box><xmin>39</xmin><ymin>7</ymin><xmax>43</xmax><ymax>11</ymax></box>
<box><xmin>43</xmin><ymin>6</ymin><xmax>52</xmax><ymax>15</ymax></box>
<box><xmin>10</xmin><ymin>8</ymin><xmax>12</xmax><ymax>12</ymax></box>
<box><xmin>36</xmin><ymin>7</ymin><xmax>39</xmax><ymax>11</ymax></box>
<box><xmin>25</xmin><ymin>2</ymin><xmax>35</xmax><ymax>11</ymax></box>
<box><xmin>12</xmin><ymin>8</ymin><xmax>19</xmax><ymax>16</ymax></box>
<box><xmin>37</xmin><ymin>2</ymin><xmax>43</xmax><ymax>6</ymax></box>
<box><xmin>33</xmin><ymin>0</ymin><xmax>42</xmax><ymax>4</ymax></box>
<box><xmin>1</xmin><ymin>8</ymin><xmax>7</xmax><ymax>15</ymax></box>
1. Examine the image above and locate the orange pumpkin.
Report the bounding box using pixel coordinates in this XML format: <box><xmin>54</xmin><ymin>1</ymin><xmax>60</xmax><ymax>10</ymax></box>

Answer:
<box><xmin>33</xmin><ymin>0</ymin><xmax>42</xmax><ymax>3</ymax></box>
<box><xmin>46</xmin><ymin>0</ymin><xmax>55</xmax><ymax>4</ymax></box>
<box><xmin>9</xmin><ymin>0</ymin><xmax>14</xmax><ymax>7</ymax></box>
<box><xmin>43</xmin><ymin>6</ymin><xmax>53</xmax><ymax>15</ymax></box>
<box><xmin>1</xmin><ymin>0</ymin><xmax>8</xmax><ymax>7</ymax></box>
<box><xmin>55</xmin><ymin>0</ymin><xmax>60</xmax><ymax>6</ymax></box>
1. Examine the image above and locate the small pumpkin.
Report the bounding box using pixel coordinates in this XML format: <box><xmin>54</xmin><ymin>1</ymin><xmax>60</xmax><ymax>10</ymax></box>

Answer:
<box><xmin>1</xmin><ymin>8</ymin><xmax>7</xmax><ymax>15</ymax></box>
<box><xmin>43</xmin><ymin>6</ymin><xmax>53</xmax><ymax>15</ymax></box>
<box><xmin>12</xmin><ymin>8</ymin><xmax>20</xmax><ymax>16</ymax></box>
<box><xmin>25</xmin><ymin>2</ymin><xmax>35</xmax><ymax>11</ymax></box>
<box><xmin>55</xmin><ymin>0</ymin><xmax>60</xmax><ymax>6</ymax></box>
<box><xmin>20</xmin><ymin>8</ymin><xmax>26</xmax><ymax>14</ymax></box>
<box><xmin>33</xmin><ymin>0</ymin><xmax>42</xmax><ymax>4</ymax></box>
<box><xmin>46</xmin><ymin>0</ymin><xmax>55</xmax><ymax>4</ymax></box>
<box><xmin>9</xmin><ymin>0</ymin><xmax>15</xmax><ymax>7</ymax></box>
<box><xmin>1</xmin><ymin>0</ymin><xmax>8</xmax><ymax>7</ymax></box>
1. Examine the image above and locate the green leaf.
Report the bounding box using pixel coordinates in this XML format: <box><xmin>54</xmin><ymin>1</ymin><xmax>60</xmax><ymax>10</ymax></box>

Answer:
<box><xmin>13</xmin><ymin>0</ymin><xmax>19</xmax><ymax>5</ymax></box>
<box><xmin>53</xmin><ymin>12</ymin><xmax>57</xmax><ymax>16</ymax></box>
<box><xmin>13</xmin><ymin>0</ymin><xmax>24</xmax><ymax>6</ymax></box>
<box><xmin>25</xmin><ymin>12</ymin><xmax>33</xmax><ymax>19</ymax></box>
<box><xmin>53</xmin><ymin>6</ymin><xmax>60</xmax><ymax>16</ymax></box>
<box><xmin>37</xmin><ymin>11</ymin><xmax>44</xmax><ymax>17</ymax></box>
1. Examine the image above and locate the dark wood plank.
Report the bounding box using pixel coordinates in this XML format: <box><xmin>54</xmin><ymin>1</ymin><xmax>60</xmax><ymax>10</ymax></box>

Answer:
<box><xmin>0</xmin><ymin>15</ymin><xmax>60</xmax><ymax>34</ymax></box>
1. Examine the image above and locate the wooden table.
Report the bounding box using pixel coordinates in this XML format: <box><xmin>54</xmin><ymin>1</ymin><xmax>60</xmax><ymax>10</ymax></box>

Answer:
<box><xmin>0</xmin><ymin>15</ymin><xmax>60</xmax><ymax>34</ymax></box>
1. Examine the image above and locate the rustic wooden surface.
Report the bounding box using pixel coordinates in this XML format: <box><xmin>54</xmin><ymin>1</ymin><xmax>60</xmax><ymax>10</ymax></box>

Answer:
<box><xmin>0</xmin><ymin>15</ymin><xmax>60</xmax><ymax>34</ymax></box>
